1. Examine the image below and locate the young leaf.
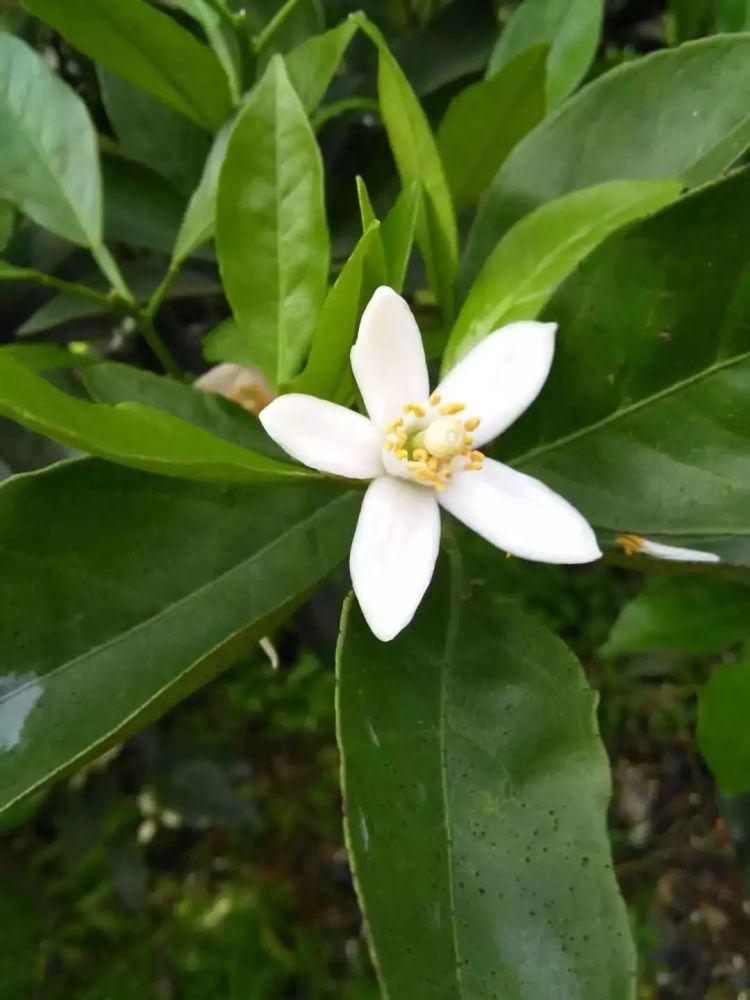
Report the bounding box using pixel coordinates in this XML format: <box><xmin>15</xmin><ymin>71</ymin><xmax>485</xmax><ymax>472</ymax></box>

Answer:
<box><xmin>444</xmin><ymin>179</ymin><xmax>682</xmax><ymax>371</ymax></box>
<box><xmin>353</xmin><ymin>13</ymin><xmax>458</xmax><ymax>319</ymax></box>
<box><xmin>0</xmin><ymin>460</ymin><xmax>359</xmax><ymax>817</ymax></box>
<box><xmin>465</xmin><ymin>35</ymin><xmax>750</xmax><ymax>286</ymax></box>
<box><xmin>0</xmin><ymin>34</ymin><xmax>101</xmax><ymax>247</ymax></box>
<box><xmin>437</xmin><ymin>45</ymin><xmax>547</xmax><ymax>213</ymax></box>
<box><xmin>699</xmin><ymin>659</ymin><xmax>750</xmax><ymax>795</ymax></box>
<box><xmin>216</xmin><ymin>55</ymin><xmax>329</xmax><ymax>387</ymax></box>
<box><xmin>99</xmin><ymin>69</ymin><xmax>211</xmax><ymax>197</ymax></box>
<box><xmin>488</xmin><ymin>0</ymin><xmax>604</xmax><ymax>107</ymax></box>
<box><xmin>25</xmin><ymin>0</ymin><xmax>231</xmax><ymax>131</ymax></box>
<box><xmin>172</xmin><ymin>0</ymin><xmax>243</xmax><ymax>104</ymax></box>
<box><xmin>173</xmin><ymin>126</ymin><xmax>230</xmax><ymax>266</ymax></box>
<box><xmin>604</xmin><ymin>575</ymin><xmax>750</xmax><ymax>657</ymax></box>
<box><xmin>381</xmin><ymin>180</ymin><xmax>421</xmax><ymax>292</ymax></box>
<box><xmin>285</xmin><ymin>19</ymin><xmax>358</xmax><ymax>113</ymax></box>
<box><xmin>503</xmin><ymin>167</ymin><xmax>750</xmax><ymax>539</ymax></box>
<box><xmin>288</xmin><ymin>224</ymin><xmax>379</xmax><ymax>403</ymax></box>
<box><xmin>0</xmin><ymin>354</ymin><xmax>309</xmax><ymax>484</ymax></box>
<box><xmin>338</xmin><ymin>557</ymin><xmax>636</xmax><ymax>998</ymax></box>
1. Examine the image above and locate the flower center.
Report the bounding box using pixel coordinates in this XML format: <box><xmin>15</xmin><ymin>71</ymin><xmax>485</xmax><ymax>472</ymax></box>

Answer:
<box><xmin>383</xmin><ymin>393</ymin><xmax>484</xmax><ymax>490</ymax></box>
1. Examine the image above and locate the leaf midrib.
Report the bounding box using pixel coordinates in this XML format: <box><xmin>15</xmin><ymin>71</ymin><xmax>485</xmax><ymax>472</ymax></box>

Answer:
<box><xmin>512</xmin><ymin>345</ymin><xmax>750</xmax><ymax>469</ymax></box>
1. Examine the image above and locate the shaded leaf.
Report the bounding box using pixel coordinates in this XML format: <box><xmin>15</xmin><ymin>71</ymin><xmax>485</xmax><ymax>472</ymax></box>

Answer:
<box><xmin>173</xmin><ymin>126</ymin><xmax>230</xmax><ymax>265</ymax></box>
<box><xmin>0</xmin><ymin>459</ymin><xmax>358</xmax><ymax>816</ymax></box>
<box><xmin>604</xmin><ymin>575</ymin><xmax>750</xmax><ymax>657</ymax></box>
<box><xmin>338</xmin><ymin>556</ymin><xmax>636</xmax><ymax>999</ymax></box>
<box><xmin>202</xmin><ymin>317</ymin><xmax>258</xmax><ymax>369</ymax></box>
<box><xmin>173</xmin><ymin>0</ymin><xmax>242</xmax><ymax>104</ymax></box>
<box><xmin>699</xmin><ymin>660</ymin><xmax>750</xmax><ymax>795</ymax></box>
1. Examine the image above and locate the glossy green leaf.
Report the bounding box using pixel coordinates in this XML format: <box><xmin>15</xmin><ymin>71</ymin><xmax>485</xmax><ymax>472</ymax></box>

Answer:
<box><xmin>353</xmin><ymin>14</ymin><xmax>458</xmax><ymax>318</ymax></box>
<box><xmin>465</xmin><ymin>35</ymin><xmax>750</xmax><ymax>286</ymax></box>
<box><xmin>285</xmin><ymin>19</ymin><xmax>358</xmax><ymax>113</ymax></box>
<box><xmin>0</xmin><ymin>354</ymin><xmax>309</xmax><ymax>484</ymax></box>
<box><xmin>437</xmin><ymin>46</ymin><xmax>546</xmax><ymax>213</ymax></box>
<box><xmin>173</xmin><ymin>0</ymin><xmax>242</xmax><ymax>104</ymax></box>
<box><xmin>216</xmin><ymin>55</ymin><xmax>329</xmax><ymax>387</ymax></box>
<box><xmin>288</xmin><ymin>224</ymin><xmax>378</xmax><ymax>403</ymax></box>
<box><xmin>488</xmin><ymin>0</ymin><xmax>603</xmax><ymax>107</ymax></box>
<box><xmin>99</xmin><ymin>70</ymin><xmax>210</xmax><ymax>198</ymax></box>
<box><xmin>0</xmin><ymin>459</ymin><xmax>358</xmax><ymax>816</ymax></box>
<box><xmin>0</xmin><ymin>34</ymin><xmax>101</xmax><ymax>247</ymax></box>
<box><xmin>338</xmin><ymin>557</ymin><xmax>636</xmax><ymax>998</ymax></box>
<box><xmin>503</xmin><ymin>167</ymin><xmax>750</xmax><ymax>538</ymax></box>
<box><xmin>444</xmin><ymin>179</ymin><xmax>682</xmax><ymax>371</ymax></box>
<box><xmin>84</xmin><ymin>362</ymin><xmax>282</xmax><ymax>459</ymax></box>
<box><xmin>173</xmin><ymin>126</ymin><xmax>230</xmax><ymax>265</ymax></box>
<box><xmin>698</xmin><ymin>660</ymin><xmax>750</xmax><ymax>794</ymax></box>
<box><xmin>604</xmin><ymin>575</ymin><xmax>750</xmax><ymax>657</ymax></box>
<box><xmin>24</xmin><ymin>0</ymin><xmax>231</xmax><ymax>131</ymax></box>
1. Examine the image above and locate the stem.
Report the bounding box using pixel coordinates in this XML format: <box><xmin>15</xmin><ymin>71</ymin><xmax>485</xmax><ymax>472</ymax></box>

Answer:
<box><xmin>132</xmin><ymin>309</ymin><xmax>182</xmax><ymax>379</ymax></box>
<box><xmin>145</xmin><ymin>261</ymin><xmax>180</xmax><ymax>321</ymax></box>
<box><xmin>3</xmin><ymin>267</ymin><xmax>113</xmax><ymax>307</ymax></box>
<box><xmin>252</xmin><ymin>0</ymin><xmax>305</xmax><ymax>52</ymax></box>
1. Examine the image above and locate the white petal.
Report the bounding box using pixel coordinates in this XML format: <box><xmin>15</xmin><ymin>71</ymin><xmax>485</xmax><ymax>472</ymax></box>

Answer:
<box><xmin>259</xmin><ymin>394</ymin><xmax>382</xmax><ymax>479</ymax></box>
<box><xmin>439</xmin><ymin>458</ymin><xmax>600</xmax><ymax>564</ymax></box>
<box><xmin>618</xmin><ymin>535</ymin><xmax>720</xmax><ymax>563</ymax></box>
<box><xmin>350</xmin><ymin>476</ymin><xmax>440</xmax><ymax>641</ymax></box>
<box><xmin>350</xmin><ymin>286</ymin><xmax>429</xmax><ymax>428</ymax></box>
<box><xmin>436</xmin><ymin>321</ymin><xmax>556</xmax><ymax>447</ymax></box>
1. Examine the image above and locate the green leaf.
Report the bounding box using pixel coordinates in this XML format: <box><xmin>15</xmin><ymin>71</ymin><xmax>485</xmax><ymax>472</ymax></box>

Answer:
<box><xmin>99</xmin><ymin>69</ymin><xmax>211</xmax><ymax>197</ymax></box>
<box><xmin>604</xmin><ymin>575</ymin><xmax>750</xmax><ymax>657</ymax></box>
<box><xmin>465</xmin><ymin>35</ymin><xmax>750</xmax><ymax>287</ymax></box>
<box><xmin>0</xmin><ymin>459</ymin><xmax>358</xmax><ymax>816</ymax></box>
<box><xmin>173</xmin><ymin>126</ymin><xmax>230</xmax><ymax>265</ymax></box>
<box><xmin>0</xmin><ymin>353</ymin><xmax>309</xmax><ymax>484</ymax></box>
<box><xmin>0</xmin><ymin>343</ymin><xmax>95</xmax><ymax>372</ymax></box>
<box><xmin>0</xmin><ymin>202</ymin><xmax>13</xmax><ymax>253</ymax></box>
<box><xmin>288</xmin><ymin>224</ymin><xmax>378</xmax><ymax>403</ymax></box>
<box><xmin>216</xmin><ymin>55</ymin><xmax>329</xmax><ymax>387</ymax></box>
<box><xmin>24</xmin><ymin>0</ymin><xmax>231</xmax><ymax>132</ymax></box>
<box><xmin>338</xmin><ymin>556</ymin><xmax>636</xmax><ymax>999</ymax></box>
<box><xmin>437</xmin><ymin>45</ymin><xmax>547</xmax><ymax>213</ymax></box>
<box><xmin>103</xmin><ymin>155</ymin><xmax>186</xmax><ymax>254</ymax></box>
<box><xmin>84</xmin><ymin>362</ymin><xmax>282</xmax><ymax>459</ymax></box>
<box><xmin>380</xmin><ymin>180</ymin><xmax>421</xmax><ymax>292</ymax></box>
<box><xmin>353</xmin><ymin>13</ymin><xmax>458</xmax><ymax>319</ymax></box>
<box><xmin>488</xmin><ymin>0</ymin><xmax>604</xmax><ymax>107</ymax></box>
<box><xmin>285</xmin><ymin>19</ymin><xmax>358</xmax><ymax>113</ymax></box>
<box><xmin>698</xmin><ymin>660</ymin><xmax>750</xmax><ymax>794</ymax></box>
<box><xmin>202</xmin><ymin>317</ymin><xmax>258</xmax><ymax>368</ymax></box>
<box><xmin>172</xmin><ymin>0</ymin><xmax>243</xmax><ymax>104</ymax></box>
<box><xmin>671</xmin><ymin>0</ymin><xmax>714</xmax><ymax>40</ymax></box>
<box><xmin>504</xmin><ymin>167</ymin><xmax>750</xmax><ymax>538</ymax></box>
<box><xmin>0</xmin><ymin>34</ymin><xmax>101</xmax><ymax>247</ymax></box>
<box><xmin>444</xmin><ymin>179</ymin><xmax>682</xmax><ymax>371</ymax></box>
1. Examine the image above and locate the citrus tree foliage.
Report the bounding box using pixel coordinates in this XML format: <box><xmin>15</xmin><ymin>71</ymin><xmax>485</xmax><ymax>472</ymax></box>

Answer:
<box><xmin>0</xmin><ymin>2</ymin><xmax>748</xmax><ymax>995</ymax></box>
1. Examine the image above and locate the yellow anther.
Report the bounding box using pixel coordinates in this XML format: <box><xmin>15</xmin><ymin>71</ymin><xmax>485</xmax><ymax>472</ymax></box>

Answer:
<box><xmin>464</xmin><ymin>435</ymin><xmax>473</xmax><ymax>446</ymax></box>
<box><xmin>617</xmin><ymin>534</ymin><xmax>643</xmax><ymax>556</ymax></box>
<box><xmin>386</xmin><ymin>417</ymin><xmax>404</xmax><ymax>432</ymax></box>
<box><xmin>403</xmin><ymin>403</ymin><xmax>426</xmax><ymax>417</ymax></box>
<box><xmin>384</xmin><ymin>440</ymin><xmax>394</xmax><ymax>451</ymax></box>
<box><xmin>412</xmin><ymin>448</ymin><xmax>429</xmax><ymax>462</ymax></box>
<box><xmin>394</xmin><ymin>430</ymin><xmax>407</xmax><ymax>449</ymax></box>
<box><xmin>440</xmin><ymin>402</ymin><xmax>466</xmax><ymax>415</ymax></box>
<box><xmin>395</xmin><ymin>449</ymin><xmax>408</xmax><ymax>459</ymax></box>
<box><xmin>464</xmin><ymin>461</ymin><xmax>483</xmax><ymax>471</ymax></box>
<box><xmin>427</xmin><ymin>457</ymin><xmax>438</xmax><ymax>471</ymax></box>
<box><xmin>470</xmin><ymin>451</ymin><xmax>484</xmax><ymax>463</ymax></box>
<box><xmin>429</xmin><ymin>392</ymin><xmax>442</xmax><ymax>407</ymax></box>
<box><xmin>463</xmin><ymin>416</ymin><xmax>481</xmax><ymax>432</ymax></box>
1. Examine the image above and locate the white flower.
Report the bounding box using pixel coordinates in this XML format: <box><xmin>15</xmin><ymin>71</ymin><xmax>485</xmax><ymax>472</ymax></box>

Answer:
<box><xmin>617</xmin><ymin>534</ymin><xmax>719</xmax><ymax>563</ymax></box>
<box><xmin>260</xmin><ymin>287</ymin><xmax>600</xmax><ymax>641</ymax></box>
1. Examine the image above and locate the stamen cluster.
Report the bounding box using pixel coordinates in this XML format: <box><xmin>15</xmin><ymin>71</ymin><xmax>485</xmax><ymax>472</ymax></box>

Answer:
<box><xmin>383</xmin><ymin>392</ymin><xmax>484</xmax><ymax>490</ymax></box>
